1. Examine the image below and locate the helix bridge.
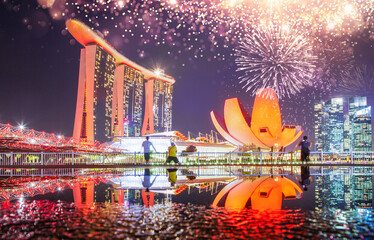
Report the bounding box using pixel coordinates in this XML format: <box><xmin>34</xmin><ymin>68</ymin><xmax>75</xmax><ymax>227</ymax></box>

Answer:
<box><xmin>0</xmin><ymin>123</ymin><xmax>120</xmax><ymax>153</ymax></box>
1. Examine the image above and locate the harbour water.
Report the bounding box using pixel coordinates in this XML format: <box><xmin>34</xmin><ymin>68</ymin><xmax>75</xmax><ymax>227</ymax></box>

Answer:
<box><xmin>1</xmin><ymin>167</ymin><xmax>374</xmax><ymax>239</ymax></box>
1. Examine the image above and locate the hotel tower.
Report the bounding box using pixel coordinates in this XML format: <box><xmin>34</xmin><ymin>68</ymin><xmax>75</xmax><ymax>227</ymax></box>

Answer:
<box><xmin>66</xmin><ymin>19</ymin><xmax>175</xmax><ymax>143</ymax></box>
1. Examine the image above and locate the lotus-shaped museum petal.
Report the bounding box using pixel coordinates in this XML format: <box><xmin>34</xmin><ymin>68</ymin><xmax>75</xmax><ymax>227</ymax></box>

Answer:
<box><xmin>210</xmin><ymin>88</ymin><xmax>303</xmax><ymax>149</ymax></box>
<box><xmin>212</xmin><ymin>176</ymin><xmax>303</xmax><ymax>211</ymax></box>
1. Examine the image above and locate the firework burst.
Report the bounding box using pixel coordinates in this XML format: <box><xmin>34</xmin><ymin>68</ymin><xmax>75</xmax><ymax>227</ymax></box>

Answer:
<box><xmin>337</xmin><ymin>64</ymin><xmax>374</xmax><ymax>97</ymax></box>
<box><xmin>235</xmin><ymin>24</ymin><xmax>317</xmax><ymax>98</ymax></box>
<box><xmin>312</xmin><ymin>39</ymin><xmax>355</xmax><ymax>94</ymax></box>
<box><xmin>8</xmin><ymin>0</ymin><xmax>374</xmax><ymax>67</ymax></box>
<box><xmin>6</xmin><ymin>0</ymin><xmax>374</xmax><ymax>95</ymax></box>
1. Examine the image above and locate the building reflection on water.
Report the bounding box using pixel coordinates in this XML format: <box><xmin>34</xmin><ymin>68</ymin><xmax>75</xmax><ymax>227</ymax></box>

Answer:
<box><xmin>72</xmin><ymin>181</ymin><xmax>95</xmax><ymax>208</ymax></box>
<box><xmin>213</xmin><ymin>176</ymin><xmax>304</xmax><ymax>211</ymax></box>
<box><xmin>0</xmin><ymin>167</ymin><xmax>373</xmax><ymax>212</ymax></box>
<box><xmin>315</xmin><ymin>167</ymin><xmax>373</xmax><ymax>210</ymax></box>
<box><xmin>108</xmin><ymin>168</ymin><xmax>235</xmax><ymax>207</ymax></box>
<box><xmin>1</xmin><ymin>167</ymin><xmax>374</xmax><ymax>239</ymax></box>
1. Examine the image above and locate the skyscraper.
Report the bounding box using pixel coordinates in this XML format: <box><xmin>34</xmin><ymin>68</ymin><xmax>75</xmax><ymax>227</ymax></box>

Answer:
<box><xmin>328</xmin><ymin>98</ymin><xmax>344</xmax><ymax>152</ymax></box>
<box><xmin>66</xmin><ymin>19</ymin><xmax>175</xmax><ymax>143</ymax></box>
<box><xmin>314</xmin><ymin>102</ymin><xmax>328</xmax><ymax>152</ymax></box>
<box><xmin>141</xmin><ymin>77</ymin><xmax>173</xmax><ymax>135</ymax></box>
<box><xmin>113</xmin><ymin>64</ymin><xmax>144</xmax><ymax>137</ymax></box>
<box><xmin>349</xmin><ymin>97</ymin><xmax>372</xmax><ymax>151</ymax></box>
<box><xmin>314</xmin><ymin>97</ymin><xmax>372</xmax><ymax>152</ymax></box>
<box><xmin>153</xmin><ymin>78</ymin><xmax>173</xmax><ymax>133</ymax></box>
<box><xmin>73</xmin><ymin>44</ymin><xmax>116</xmax><ymax>143</ymax></box>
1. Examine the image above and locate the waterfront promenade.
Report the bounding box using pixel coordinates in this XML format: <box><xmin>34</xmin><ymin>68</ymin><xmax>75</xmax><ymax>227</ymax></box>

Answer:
<box><xmin>0</xmin><ymin>151</ymin><xmax>373</xmax><ymax>177</ymax></box>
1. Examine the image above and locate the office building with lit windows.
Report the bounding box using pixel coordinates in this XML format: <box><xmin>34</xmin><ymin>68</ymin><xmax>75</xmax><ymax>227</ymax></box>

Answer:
<box><xmin>349</xmin><ymin>97</ymin><xmax>372</xmax><ymax>151</ymax></box>
<box><xmin>314</xmin><ymin>97</ymin><xmax>372</xmax><ymax>152</ymax></box>
<box><xmin>153</xmin><ymin>79</ymin><xmax>173</xmax><ymax>133</ymax></box>
<box><xmin>314</xmin><ymin>102</ymin><xmax>328</xmax><ymax>152</ymax></box>
<box><xmin>315</xmin><ymin>168</ymin><xmax>373</xmax><ymax>210</ymax></box>
<box><xmin>66</xmin><ymin>19</ymin><xmax>175</xmax><ymax>143</ymax></box>
<box><xmin>352</xmin><ymin>168</ymin><xmax>373</xmax><ymax>208</ymax></box>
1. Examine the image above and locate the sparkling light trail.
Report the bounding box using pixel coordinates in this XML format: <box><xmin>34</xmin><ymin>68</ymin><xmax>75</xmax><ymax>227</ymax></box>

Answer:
<box><xmin>6</xmin><ymin>0</ymin><xmax>374</xmax><ymax>98</ymax></box>
<box><xmin>235</xmin><ymin>25</ymin><xmax>317</xmax><ymax>98</ymax></box>
<box><xmin>337</xmin><ymin>64</ymin><xmax>374</xmax><ymax>97</ymax></box>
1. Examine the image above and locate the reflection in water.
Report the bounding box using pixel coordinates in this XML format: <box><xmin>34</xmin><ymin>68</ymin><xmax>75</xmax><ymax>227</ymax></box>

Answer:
<box><xmin>1</xmin><ymin>200</ymin><xmax>374</xmax><ymax>239</ymax></box>
<box><xmin>0</xmin><ymin>176</ymin><xmax>77</xmax><ymax>202</ymax></box>
<box><xmin>167</xmin><ymin>168</ymin><xmax>178</xmax><ymax>186</ymax></box>
<box><xmin>73</xmin><ymin>181</ymin><xmax>94</xmax><ymax>208</ymax></box>
<box><xmin>1</xmin><ymin>167</ymin><xmax>374</xmax><ymax>238</ymax></box>
<box><xmin>112</xmin><ymin>185</ymin><xmax>124</xmax><ymax>204</ymax></box>
<box><xmin>110</xmin><ymin>168</ymin><xmax>234</xmax><ymax>198</ymax></box>
<box><xmin>142</xmin><ymin>169</ymin><xmax>156</xmax><ymax>189</ymax></box>
<box><xmin>141</xmin><ymin>169</ymin><xmax>156</xmax><ymax>207</ymax></box>
<box><xmin>141</xmin><ymin>189</ymin><xmax>155</xmax><ymax>207</ymax></box>
<box><xmin>296</xmin><ymin>166</ymin><xmax>313</xmax><ymax>191</ymax></box>
<box><xmin>316</xmin><ymin>167</ymin><xmax>373</xmax><ymax>210</ymax></box>
<box><xmin>213</xmin><ymin>176</ymin><xmax>303</xmax><ymax>211</ymax></box>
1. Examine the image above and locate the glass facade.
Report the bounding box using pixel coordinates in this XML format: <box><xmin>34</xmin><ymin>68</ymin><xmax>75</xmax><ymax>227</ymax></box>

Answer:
<box><xmin>349</xmin><ymin>97</ymin><xmax>372</xmax><ymax>151</ymax></box>
<box><xmin>315</xmin><ymin>168</ymin><xmax>373</xmax><ymax>210</ymax></box>
<box><xmin>314</xmin><ymin>97</ymin><xmax>372</xmax><ymax>152</ymax></box>
<box><xmin>314</xmin><ymin>102</ymin><xmax>328</xmax><ymax>152</ymax></box>
<box><xmin>92</xmin><ymin>45</ymin><xmax>116</xmax><ymax>143</ymax></box>
<box><xmin>352</xmin><ymin>168</ymin><xmax>373</xmax><ymax>208</ymax></box>
<box><xmin>329</xmin><ymin>98</ymin><xmax>344</xmax><ymax>152</ymax></box>
<box><xmin>80</xmin><ymin>88</ymin><xmax>88</xmax><ymax>141</ymax></box>
<box><xmin>153</xmin><ymin>79</ymin><xmax>173</xmax><ymax>133</ymax></box>
<box><xmin>123</xmin><ymin>65</ymin><xmax>144</xmax><ymax>137</ymax></box>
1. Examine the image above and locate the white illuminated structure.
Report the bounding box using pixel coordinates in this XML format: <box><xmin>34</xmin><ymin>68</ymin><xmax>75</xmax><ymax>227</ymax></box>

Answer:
<box><xmin>110</xmin><ymin>134</ymin><xmax>236</xmax><ymax>153</ymax></box>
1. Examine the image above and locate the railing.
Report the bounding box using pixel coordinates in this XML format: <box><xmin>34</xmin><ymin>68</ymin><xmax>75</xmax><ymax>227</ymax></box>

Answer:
<box><xmin>2</xmin><ymin>151</ymin><xmax>374</xmax><ymax>165</ymax></box>
<box><xmin>0</xmin><ymin>151</ymin><xmax>373</xmax><ymax>177</ymax></box>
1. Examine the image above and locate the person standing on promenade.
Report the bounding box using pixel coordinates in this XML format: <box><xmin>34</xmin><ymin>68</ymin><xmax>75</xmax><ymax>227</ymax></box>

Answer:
<box><xmin>165</xmin><ymin>142</ymin><xmax>181</xmax><ymax>186</ymax></box>
<box><xmin>165</xmin><ymin>142</ymin><xmax>181</xmax><ymax>165</ymax></box>
<box><xmin>141</xmin><ymin>136</ymin><xmax>157</xmax><ymax>163</ymax></box>
<box><xmin>294</xmin><ymin>136</ymin><xmax>313</xmax><ymax>162</ymax></box>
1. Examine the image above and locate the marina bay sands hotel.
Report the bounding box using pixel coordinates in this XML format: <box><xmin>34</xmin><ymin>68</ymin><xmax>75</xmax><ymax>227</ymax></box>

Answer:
<box><xmin>66</xmin><ymin>19</ymin><xmax>175</xmax><ymax>143</ymax></box>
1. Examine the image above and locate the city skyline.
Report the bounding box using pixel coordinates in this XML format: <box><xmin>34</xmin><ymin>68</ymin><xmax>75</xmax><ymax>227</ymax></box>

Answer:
<box><xmin>314</xmin><ymin>96</ymin><xmax>372</xmax><ymax>152</ymax></box>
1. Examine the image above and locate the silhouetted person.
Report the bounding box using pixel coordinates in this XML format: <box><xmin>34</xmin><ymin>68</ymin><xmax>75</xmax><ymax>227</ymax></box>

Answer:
<box><xmin>294</xmin><ymin>136</ymin><xmax>313</xmax><ymax>162</ymax></box>
<box><xmin>297</xmin><ymin>166</ymin><xmax>313</xmax><ymax>191</ymax></box>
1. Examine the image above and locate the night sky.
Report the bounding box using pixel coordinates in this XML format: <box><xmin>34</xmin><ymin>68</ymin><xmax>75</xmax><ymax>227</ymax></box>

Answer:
<box><xmin>1</xmin><ymin>0</ymin><xmax>374</xmax><ymax>148</ymax></box>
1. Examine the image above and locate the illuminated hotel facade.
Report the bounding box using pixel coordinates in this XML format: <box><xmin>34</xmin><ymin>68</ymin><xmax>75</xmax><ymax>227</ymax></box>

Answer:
<box><xmin>66</xmin><ymin>19</ymin><xmax>175</xmax><ymax>143</ymax></box>
<box><xmin>314</xmin><ymin>97</ymin><xmax>372</xmax><ymax>152</ymax></box>
<box><xmin>73</xmin><ymin>44</ymin><xmax>116</xmax><ymax>143</ymax></box>
<box><xmin>114</xmin><ymin>64</ymin><xmax>144</xmax><ymax>137</ymax></box>
<box><xmin>153</xmin><ymin>79</ymin><xmax>173</xmax><ymax>133</ymax></box>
